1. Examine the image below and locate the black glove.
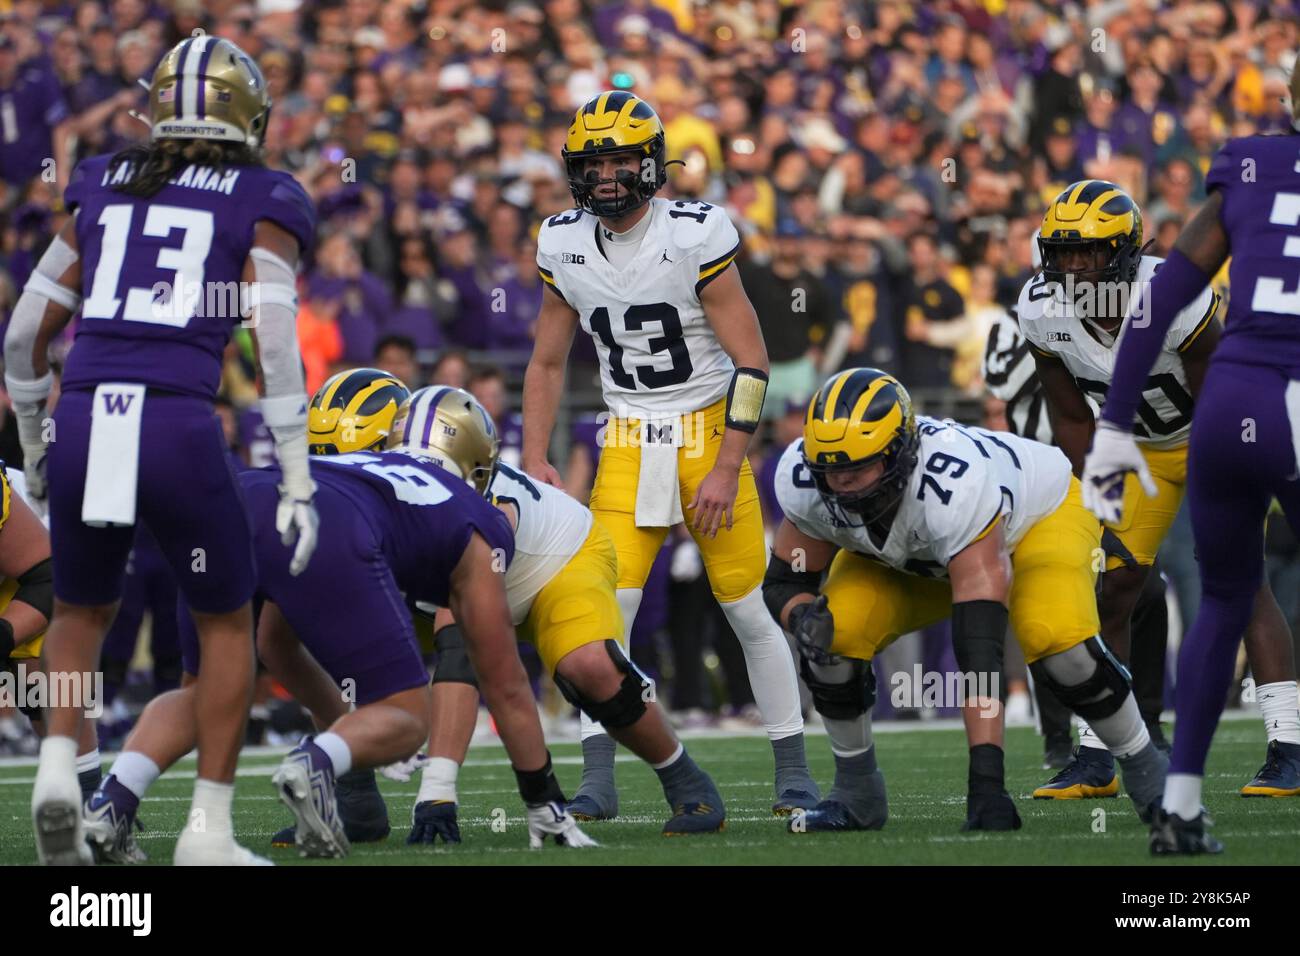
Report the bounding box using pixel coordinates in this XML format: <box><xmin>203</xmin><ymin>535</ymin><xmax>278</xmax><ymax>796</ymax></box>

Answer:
<box><xmin>788</xmin><ymin>595</ymin><xmax>837</xmax><ymax>665</ymax></box>
<box><xmin>407</xmin><ymin>801</ymin><xmax>462</xmax><ymax>846</ymax></box>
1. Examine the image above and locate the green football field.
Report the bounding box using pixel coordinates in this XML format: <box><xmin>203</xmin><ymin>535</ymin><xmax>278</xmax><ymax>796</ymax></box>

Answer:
<box><xmin>2</xmin><ymin>717</ymin><xmax>1297</xmax><ymax>865</ymax></box>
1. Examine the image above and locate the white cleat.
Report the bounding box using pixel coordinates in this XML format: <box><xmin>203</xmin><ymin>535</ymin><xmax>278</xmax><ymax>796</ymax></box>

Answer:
<box><xmin>271</xmin><ymin>750</ymin><xmax>349</xmax><ymax>859</ymax></box>
<box><xmin>32</xmin><ymin>753</ymin><xmax>92</xmax><ymax>866</ymax></box>
<box><xmin>173</xmin><ymin>831</ymin><xmax>273</xmax><ymax>866</ymax></box>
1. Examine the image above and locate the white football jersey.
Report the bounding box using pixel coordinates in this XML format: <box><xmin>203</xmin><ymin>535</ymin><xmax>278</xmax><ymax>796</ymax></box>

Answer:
<box><xmin>489</xmin><ymin>463</ymin><xmax>593</xmax><ymax>626</ymax></box>
<box><xmin>774</xmin><ymin>416</ymin><xmax>1072</xmax><ymax>579</ymax></box>
<box><xmin>537</xmin><ymin>198</ymin><xmax>741</xmax><ymax>418</ymax></box>
<box><xmin>1016</xmin><ymin>255</ymin><xmax>1219</xmax><ymax>449</ymax></box>
<box><xmin>4</xmin><ymin>468</ymin><xmax>48</xmax><ymax>529</ymax></box>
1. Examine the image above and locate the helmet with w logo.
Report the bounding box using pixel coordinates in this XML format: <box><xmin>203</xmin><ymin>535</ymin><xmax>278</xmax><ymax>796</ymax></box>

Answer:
<box><xmin>387</xmin><ymin>387</ymin><xmax>501</xmax><ymax>497</ymax></box>
<box><xmin>148</xmin><ymin>35</ymin><xmax>272</xmax><ymax>146</ymax></box>
<box><xmin>803</xmin><ymin>369</ymin><xmax>920</xmax><ymax>527</ymax></box>
<box><xmin>562</xmin><ymin>90</ymin><xmax>668</xmax><ymax>217</ymax></box>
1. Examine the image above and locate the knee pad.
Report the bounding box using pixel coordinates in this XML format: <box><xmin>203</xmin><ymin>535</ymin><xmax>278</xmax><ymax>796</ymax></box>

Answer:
<box><xmin>431</xmin><ymin>624</ymin><xmax>478</xmax><ymax>688</ymax></box>
<box><xmin>1030</xmin><ymin>637</ymin><xmax>1132</xmax><ymax>722</ymax></box>
<box><xmin>553</xmin><ymin>639</ymin><xmax>649</xmax><ymax>730</ymax></box>
<box><xmin>800</xmin><ymin>656</ymin><xmax>876</xmax><ymax>721</ymax></box>
<box><xmin>14</xmin><ymin>557</ymin><xmax>53</xmax><ymax>622</ymax></box>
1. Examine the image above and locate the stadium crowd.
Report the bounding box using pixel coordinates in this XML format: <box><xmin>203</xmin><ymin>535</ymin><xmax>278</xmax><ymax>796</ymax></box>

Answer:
<box><xmin>3</xmin><ymin>0</ymin><xmax>1300</xmax><ymax>748</ymax></box>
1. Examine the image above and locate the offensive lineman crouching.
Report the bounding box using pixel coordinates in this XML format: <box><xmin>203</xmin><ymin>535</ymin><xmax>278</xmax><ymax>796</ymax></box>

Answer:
<box><xmin>763</xmin><ymin>369</ymin><xmax>1168</xmax><ymax>831</ymax></box>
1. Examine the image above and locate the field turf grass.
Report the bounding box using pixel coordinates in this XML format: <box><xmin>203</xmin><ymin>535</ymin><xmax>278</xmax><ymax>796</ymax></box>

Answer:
<box><xmin>2</xmin><ymin>717</ymin><xmax>1297</xmax><ymax>865</ymax></box>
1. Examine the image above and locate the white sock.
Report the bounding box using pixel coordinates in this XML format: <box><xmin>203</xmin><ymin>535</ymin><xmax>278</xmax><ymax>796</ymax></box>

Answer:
<box><xmin>650</xmin><ymin>742</ymin><xmax>685</xmax><ymax>770</ymax></box>
<box><xmin>109</xmin><ymin>751</ymin><xmax>161</xmax><ymax>799</ymax></box>
<box><xmin>809</xmin><ymin>659</ymin><xmax>874</xmax><ymax>756</ymax></box>
<box><xmin>313</xmin><ymin>731</ymin><xmax>353</xmax><ymax>776</ymax></box>
<box><xmin>188</xmin><ymin>778</ymin><xmax>235</xmax><ymax>838</ymax></box>
<box><xmin>1257</xmin><ymin>680</ymin><xmax>1300</xmax><ymax>746</ymax></box>
<box><xmin>719</xmin><ymin>587</ymin><xmax>804</xmax><ymax>739</ymax></box>
<box><xmin>580</xmin><ymin>587</ymin><xmax>643</xmax><ymax>742</ymax></box>
<box><xmin>416</xmin><ymin>756</ymin><xmax>461</xmax><ymax>803</ymax></box>
<box><xmin>1162</xmin><ymin>773</ymin><xmax>1202</xmax><ymax>819</ymax></box>
<box><xmin>1076</xmin><ymin>717</ymin><xmax>1109</xmax><ymax>751</ymax></box>
<box><xmin>36</xmin><ymin>735</ymin><xmax>78</xmax><ymax>786</ymax></box>
<box><xmin>76</xmin><ymin>748</ymin><xmax>101</xmax><ymax>776</ymax></box>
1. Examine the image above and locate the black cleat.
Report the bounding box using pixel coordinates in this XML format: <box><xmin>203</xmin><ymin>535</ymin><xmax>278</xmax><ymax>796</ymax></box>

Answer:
<box><xmin>407</xmin><ymin>801</ymin><xmax>462</xmax><ymax>845</ymax></box>
<box><xmin>566</xmin><ymin>792</ymin><xmax>618</xmax><ymax>822</ymax></box>
<box><xmin>662</xmin><ymin>799</ymin><xmax>726</xmax><ymax>835</ymax></box>
<box><xmin>1240</xmin><ymin>740</ymin><xmax>1300</xmax><ymax>797</ymax></box>
<box><xmin>1149</xmin><ymin>806</ymin><xmax>1224</xmax><ymax>855</ymax></box>
<box><xmin>789</xmin><ymin>798</ymin><xmax>885</xmax><ymax>833</ymax></box>
<box><xmin>772</xmin><ymin>789</ymin><xmax>820</xmax><ymax>816</ymax></box>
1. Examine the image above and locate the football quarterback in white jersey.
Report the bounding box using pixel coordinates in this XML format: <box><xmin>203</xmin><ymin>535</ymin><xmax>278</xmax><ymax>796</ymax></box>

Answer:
<box><xmin>522</xmin><ymin>90</ymin><xmax>817</xmax><ymax>818</ymax></box>
<box><xmin>1019</xmin><ymin>180</ymin><xmax>1297</xmax><ymax>801</ymax></box>
<box><xmin>388</xmin><ymin>386</ymin><xmax>729</xmax><ymax>838</ymax></box>
<box><xmin>763</xmin><ymin>368</ymin><xmax>1169</xmax><ymax>831</ymax></box>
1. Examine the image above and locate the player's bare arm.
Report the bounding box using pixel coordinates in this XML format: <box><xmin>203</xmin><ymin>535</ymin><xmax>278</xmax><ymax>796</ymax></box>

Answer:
<box><xmin>0</xmin><ymin>489</ymin><xmax>52</xmax><ymax>652</ymax></box>
<box><xmin>521</xmin><ymin>289</ymin><xmax>580</xmax><ymax>489</ymax></box>
<box><xmin>1032</xmin><ymin>349</ymin><xmax>1095</xmax><ymax>475</ymax></box>
<box><xmin>449</xmin><ymin>531</ymin><xmax>548</xmax><ymax>772</ymax></box>
<box><xmin>692</xmin><ymin>265</ymin><xmax>770</xmax><ymax>537</ymax></box>
<box><xmin>1178</xmin><ymin>312</ymin><xmax>1221</xmax><ymax>400</ymax></box>
<box><xmin>948</xmin><ymin>520</ymin><xmax>1012</xmax><ymax>606</ymax></box>
<box><xmin>1172</xmin><ymin>190</ymin><xmax>1231</xmax><ymax>276</ymax></box>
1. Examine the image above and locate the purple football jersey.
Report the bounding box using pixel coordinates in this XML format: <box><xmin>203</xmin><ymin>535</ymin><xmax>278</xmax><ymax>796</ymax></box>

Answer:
<box><xmin>242</xmin><ymin>450</ymin><xmax>515</xmax><ymax>607</ymax></box>
<box><xmin>1206</xmin><ymin>132</ymin><xmax>1300</xmax><ymax>370</ymax></box>
<box><xmin>61</xmin><ymin>153</ymin><xmax>316</xmax><ymax>400</ymax></box>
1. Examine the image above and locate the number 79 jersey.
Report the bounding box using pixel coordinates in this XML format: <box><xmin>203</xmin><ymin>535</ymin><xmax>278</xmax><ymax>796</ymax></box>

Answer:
<box><xmin>537</xmin><ymin>198</ymin><xmax>741</xmax><ymax>418</ymax></box>
<box><xmin>1016</xmin><ymin>255</ymin><xmax>1219</xmax><ymax>449</ymax></box>
<box><xmin>774</xmin><ymin>417</ymin><xmax>1072</xmax><ymax>579</ymax></box>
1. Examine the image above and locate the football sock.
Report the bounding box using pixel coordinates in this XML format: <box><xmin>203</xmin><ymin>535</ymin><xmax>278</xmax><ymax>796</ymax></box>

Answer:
<box><xmin>416</xmin><ymin>756</ymin><xmax>461</xmax><ymax>804</ymax></box>
<box><xmin>76</xmin><ymin>748</ymin><xmax>103</xmax><ymax>800</ymax></box>
<box><xmin>109</xmin><ymin>751</ymin><xmax>160</xmax><ymax>800</ymax></box>
<box><xmin>189</xmin><ymin>778</ymin><xmax>235</xmax><ymax>836</ymax></box>
<box><xmin>827</xmin><ymin>747</ymin><xmax>887</xmax><ymax>827</ymax></box>
<box><xmin>1163</xmin><ymin>772</ymin><xmax>1203</xmax><ymax>820</ymax></box>
<box><xmin>1116</xmin><ymin>742</ymin><xmax>1168</xmax><ymax>813</ymax></box>
<box><xmin>312</xmin><ymin>731</ymin><xmax>352</xmax><ymax>777</ymax></box>
<box><xmin>573</xmin><ymin>734</ymin><xmax>618</xmax><ymax>815</ymax></box>
<box><xmin>653</xmin><ymin>747</ymin><xmax>715</xmax><ymax>806</ymax></box>
<box><xmin>1087</xmin><ymin>695</ymin><xmax>1149</xmax><ymax>759</ymax></box>
<box><xmin>1257</xmin><ymin>681</ymin><xmax>1300</xmax><ymax>745</ymax></box>
<box><xmin>1075</xmin><ymin>717</ymin><xmax>1110</xmax><ymax>752</ymax></box>
<box><xmin>771</xmin><ymin>732</ymin><xmax>820</xmax><ymax>797</ymax></box>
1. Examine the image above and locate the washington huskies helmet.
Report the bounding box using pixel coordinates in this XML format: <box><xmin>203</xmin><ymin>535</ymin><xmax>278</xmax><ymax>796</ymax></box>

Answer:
<box><xmin>308</xmin><ymin>368</ymin><xmax>410</xmax><ymax>455</ymax></box>
<box><xmin>562</xmin><ymin>90</ymin><xmax>668</xmax><ymax>217</ymax></box>
<box><xmin>387</xmin><ymin>386</ymin><xmax>500</xmax><ymax>497</ymax></box>
<box><xmin>803</xmin><ymin>369</ymin><xmax>920</xmax><ymax>527</ymax></box>
<box><xmin>148</xmin><ymin>35</ymin><xmax>272</xmax><ymax>146</ymax></box>
<box><xmin>1037</xmin><ymin>180</ymin><xmax>1144</xmax><ymax>287</ymax></box>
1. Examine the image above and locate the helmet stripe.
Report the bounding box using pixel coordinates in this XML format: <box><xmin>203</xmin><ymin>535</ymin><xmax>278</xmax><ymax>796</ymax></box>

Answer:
<box><xmin>419</xmin><ymin>387</ymin><xmax>451</xmax><ymax>449</ymax></box>
<box><xmin>172</xmin><ymin>38</ymin><xmax>193</xmax><ymax>121</ymax></box>
<box><xmin>195</xmin><ymin>37</ymin><xmax>216</xmax><ymax>120</ymax></box>
<box><xmin>179</xmin><ymin>36</ymin><xmax>209</xmax><ymax>121</ymax></box>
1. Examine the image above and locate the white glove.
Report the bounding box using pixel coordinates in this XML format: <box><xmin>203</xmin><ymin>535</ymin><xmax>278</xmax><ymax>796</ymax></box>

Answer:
<box><xmin>13</xmin><ymin>403</ymin><xmax>48</xmax><ymax>513</ymax></box>
<box><xmin>1081</xmin><ymin>422</ymin><xmax>1157</xmax><ymax>525</ymax></box>
<box><xmin>379</xmin><ymin>752</ymin><xmax>429</xmax><ymax>784</ymax></box>
<box><xmin>526</xmin><ymin>802</ymin><xmax>599</xmax><ymax>849</ymax></box>
<box><xmin>275</xmin><ymin>493</ymin><xmax>319</xmax><ymax>576</ymax></box>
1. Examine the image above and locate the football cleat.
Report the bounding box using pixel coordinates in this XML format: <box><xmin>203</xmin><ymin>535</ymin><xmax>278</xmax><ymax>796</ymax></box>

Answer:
<box><xmin>1240</xmin><ymin>740</ymin><xmax>1300</xmax><ymax>797</ymax></box>
<box><xmin>772</xmin><ymin>789</ymin><xmax>821</xmax><ymax>816</ymax></box>
<box><xmin>270</xmin><ymin>745</ymin><xmax>350</xmax><ymax>859</ymax></box>
<box><xmin>788</xmin><ymin>798</ymin><xmax>884</xmax><ymax>833</ymax></box>
<box><xmin>566</xmin><ymin>792</ymin><xmax>618</xmax><ymax>822</ymax></box>
<box><xmin>407</xmin><ymin>801</ymin><xmax>462</xmax><ymax>845</ymax></box>
<box><xmin>1032</xmin><ymin>746</ymin><xmax>1119</xmax><ymax>799</ymax></box>
<box><xmin>662</xmin><ymin>800</ymin><xmax>726</xmax><ymax>836</ymax></box>
<box><xmin>174</xmin><ymin>831</ymin><xmax>272</xmax><ymax>866</ymax></box>
<box><xmin>270</xmin><ymin>768</ymin><xmax>391</xmax><ymax>846</ymax></box>
<box><xmin>962</xmin><ymin>789</ymin><xmax>1023</xmax><ymax>831</ymax></box>
<box><xmin>32</xmin><ymin>754</ymin><xmax>92</xmax><ymax>866</ymax></box>
<box><xmin>1149</xmin><ymin>806</ymin><xmax>1223</xmax><ymax>855</ymax></box>
<box><xmin>83</xmin><ymin>776</ymin><xmax>147</xmax><ymax>865</ymax></box>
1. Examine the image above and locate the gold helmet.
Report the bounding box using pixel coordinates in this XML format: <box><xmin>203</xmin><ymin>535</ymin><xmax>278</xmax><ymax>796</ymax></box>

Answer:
<box><xmin>387</xmin><ymin>386</ymin><xmax>501</xmax><ymax>497</ymax></box>
<box><xmin>803</xmin><ymin>369</ymin><xmax>920</xmax><ymax>527</ymax></box>
<box><xmin>308</xmin><ymin>368</ymin><xmax>410</xmax><ymax>455</ymax></box>
<box><xmin>148</xmin><ymin>35</ymin><xmax>272</xmax><ymax>146</ymax></box>
<box><xmin>1038</xmin><ymin>180</ymin><xmax>1144</xmax><ymax>287</ymax></box>
<box><xmin>562</xmin><ymin>90</ymin><xmax>668</xmax><ymax>217</ymax></box>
